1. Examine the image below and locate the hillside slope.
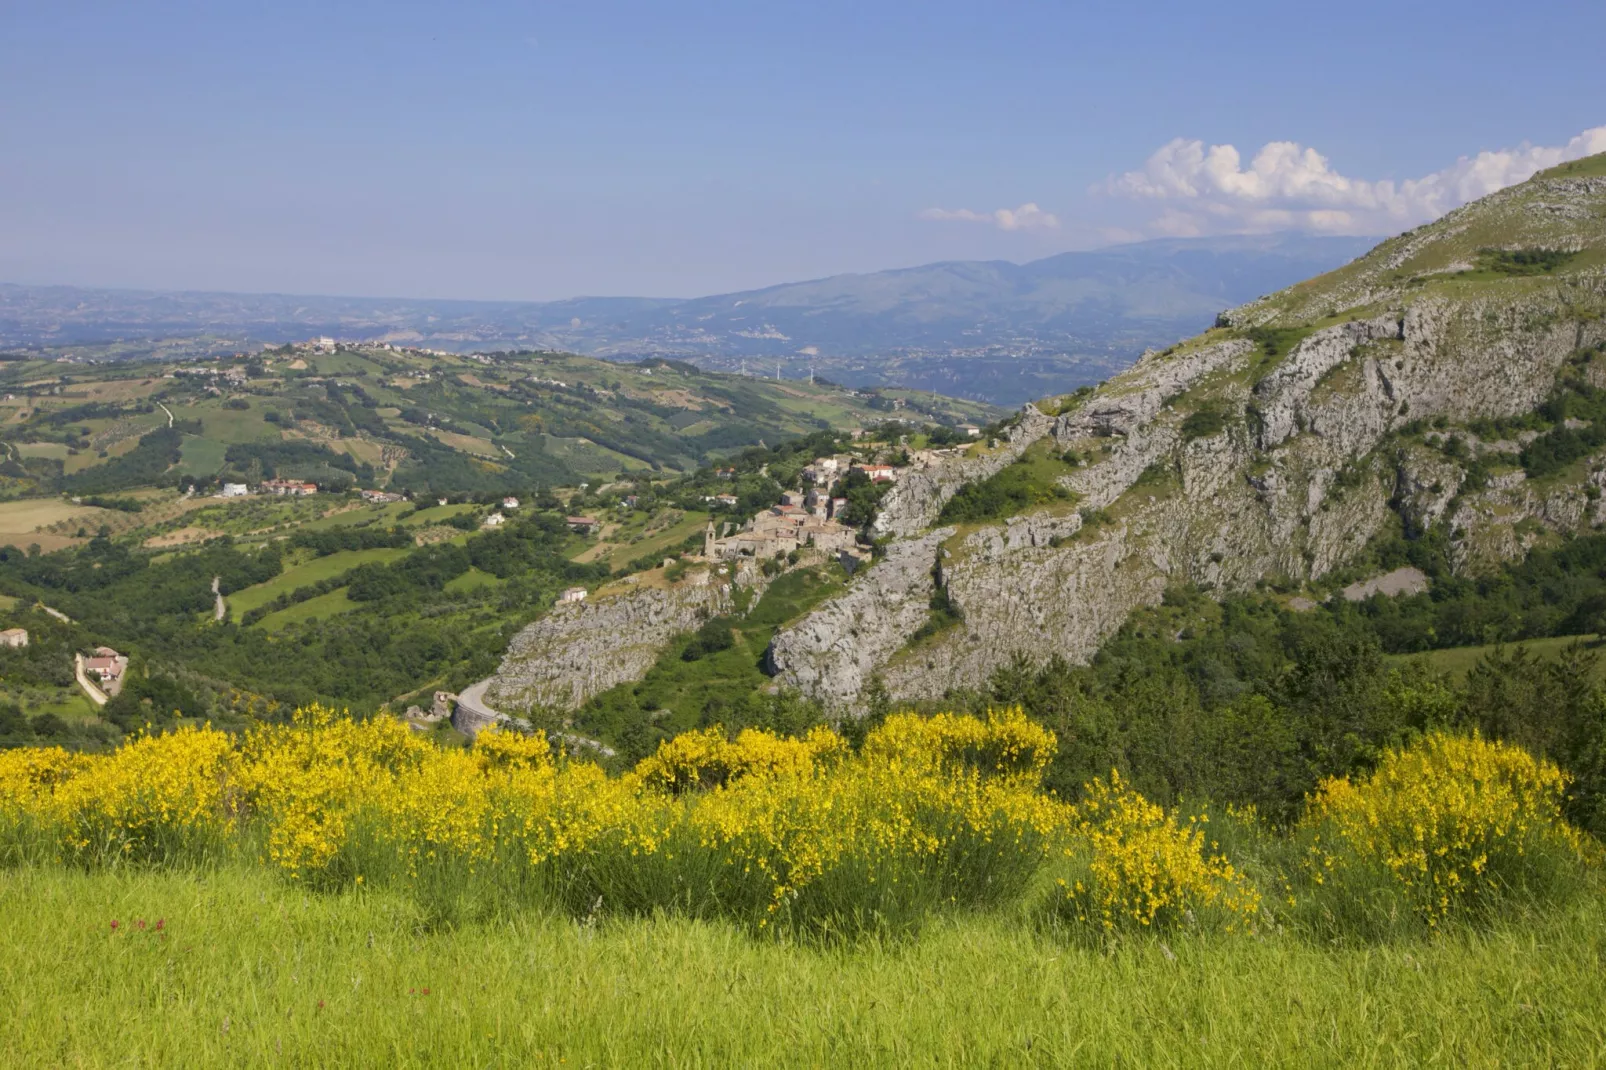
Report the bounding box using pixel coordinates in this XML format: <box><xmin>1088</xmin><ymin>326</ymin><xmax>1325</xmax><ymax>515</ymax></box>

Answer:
<box><xmin>764</xmin><ymin>154</ymin><xmax>1606</xmax><ymax>708</ymax></box>
<box><xmin>0</xmin><ymin>346</ymin><xmax>999</xmax><ymax>502</ymax></box>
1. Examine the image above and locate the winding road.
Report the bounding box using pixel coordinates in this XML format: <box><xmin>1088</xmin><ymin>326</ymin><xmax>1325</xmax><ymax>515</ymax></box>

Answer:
<box><xmin>454</xmin><ymin>678</ymin><xmax>615</xmax><ymax>756</ymax></box>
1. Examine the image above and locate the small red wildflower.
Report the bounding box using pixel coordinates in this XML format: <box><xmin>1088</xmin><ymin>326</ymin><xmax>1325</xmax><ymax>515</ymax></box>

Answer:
<box><xmin>422</xmin><ymin>988</ymin><xmax>431</xmax><ymax>996</ymax></box>
<box><xmin>317</xmin><ymin>1000</ymin><xmax>325</xmax><ymax>1010</ymax></box>
<box><xmin>155</xmin><ymin>919</ymin><xmax>165</xmax><ymax>931</ymax></box>
<box><xmin>109</xmin><ymin>920</ymin><xmax>119</xmax><ymax>931</ymax></box>
<box><xmin>137</xmin><ymin>919</ymin><xmax>147</xmax><ymax>931</ymax></box>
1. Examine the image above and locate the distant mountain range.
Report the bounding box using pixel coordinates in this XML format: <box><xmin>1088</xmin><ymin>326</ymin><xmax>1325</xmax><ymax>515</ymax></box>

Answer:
<box><xmin>0</xmin><ymin>233</ymin><xmax>1376</xmax><ymax>404</ymax></box>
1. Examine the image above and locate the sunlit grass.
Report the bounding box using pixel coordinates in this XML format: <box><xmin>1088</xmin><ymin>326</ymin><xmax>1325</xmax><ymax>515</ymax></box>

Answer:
<box><xmin>1</xmin><ymin>863</ymin><xmax>1603</xmax><ymax>1066</ymax></box>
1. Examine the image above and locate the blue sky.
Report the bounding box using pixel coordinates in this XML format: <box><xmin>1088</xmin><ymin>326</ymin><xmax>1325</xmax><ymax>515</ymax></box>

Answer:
<box><xmin>3</xmin><ymin>0</ymin><xmax>1603</xmax><ymax>299</ymax></box>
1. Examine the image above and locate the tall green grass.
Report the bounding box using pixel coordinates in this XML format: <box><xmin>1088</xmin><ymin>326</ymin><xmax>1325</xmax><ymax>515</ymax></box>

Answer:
<box><xmin>1</xmin><ymin>863</ymin><xmax>1603</xmax><ymax>1066</ymax></box>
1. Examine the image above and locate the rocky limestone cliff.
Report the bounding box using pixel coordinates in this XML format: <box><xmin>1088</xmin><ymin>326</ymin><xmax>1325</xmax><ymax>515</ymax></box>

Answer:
<box><xmin>768</xmin><ymin>156</ymin><xmax>1606</xmax><ymax>709</ymax></box>
<box><xmin>871</xmin><ymin>406</ymin><xmax>1054</xmax><ymax>538</ymax></box>
<box><xmin>486</xmin><ymin>564</ymin><xmax>766</xmax><ymax>712</ymax></box>
<box><xmin>764</xmin><ymin>530</ymin><xmax>952</xmax><ymax>706</ymax></box>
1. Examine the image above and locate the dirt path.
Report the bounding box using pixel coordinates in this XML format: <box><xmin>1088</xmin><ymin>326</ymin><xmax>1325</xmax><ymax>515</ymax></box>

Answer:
<box><xmin>212</xmin><ymin>576</ymin><xmax>226</xmax><ymax>622</ymax></box>
<box><xmin>157</xmin><ymin>402</ymin><xmax>175</xmax><ymax>428</ymax></box>
<box><xmin>73</xmin><ymin>653</ymin><xmax>108</xmax><ymax>707</ymax></box>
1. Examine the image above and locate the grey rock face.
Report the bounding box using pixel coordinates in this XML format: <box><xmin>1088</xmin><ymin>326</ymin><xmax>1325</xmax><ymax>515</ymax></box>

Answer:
<box><xmin>772</xmin><ymin>272</ymin><xmax>1606</xmax><ymax>708</ymax></box>
<box><xmin>486</xmin><ymin>566</ymin><xmax>765</xmax><ymax>711</ymax></box>
<box><xmin>871</xmin><ymin>406</ymin><xmax>1053</xmax><ymax>538</ymax></box>
<box><xmin>1394</xmin><ymin>444</ymin><xmax>1465</xmax><ymax>534</ymax></box>
<box><xmin>1056</xmin><ymin>340</ymin><xmax>1252</xmax><ymax>439</ymax></box>
<box><xmin>1253</xmin><ymin>316</ymin><xmax>1402</xmax><ymax>450</ymax></box>
<box><xmin>763</xmin><ymin>530</ymin><xmax>952</xmax><ymax>707</ymax></box>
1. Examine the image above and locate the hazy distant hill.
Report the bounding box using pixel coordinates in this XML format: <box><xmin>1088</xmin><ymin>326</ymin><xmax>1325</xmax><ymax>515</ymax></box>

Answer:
<box><xmin>0</xmin><ymin>233</ymin><xmax>1374</xmax><ymax>404</ymax></box>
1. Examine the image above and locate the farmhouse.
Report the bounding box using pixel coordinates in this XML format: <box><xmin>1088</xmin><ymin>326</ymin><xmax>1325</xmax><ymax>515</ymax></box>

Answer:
<box><xmin>361</xmin><ymin>489</ymin><xmax>404</xmax><ymax>504</ymax></box>
<box><xmin>0</xmin><ymin>628</ymin><xmax>28</xmax><ymax>648</ymax></box>
<box><xmin>261</xmin><ymin>479</ymin><xmax>318</xmax><ymax>496</ymax></box>
<box><xmin>482</xmin><ymin>513</ymin><xmax>506</xmax><ymax>529</ymax></box>
<box><xmin>218</xmin><ymin>483</ymin><xmax>250</xmax><ymax>498</ymax></box>
<box><xmin>85</xmin><ymin>647</ymin><xmax>124</xmax><ymax>682</ymax></box>
<box><xmin>566</xmin><ymin>516</ymin><xmax>599</xmax><ymax>535</ymax></box>
<box><xmin>558</xmin><ymin>586</ymin><xmax>588</xmax><ymax>604</ymax></box>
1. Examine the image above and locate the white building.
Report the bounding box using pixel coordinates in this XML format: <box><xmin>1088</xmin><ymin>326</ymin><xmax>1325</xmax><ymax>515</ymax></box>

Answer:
<box><xmin>558</xmin><ymin>586</ymin><xmax>588</xmax><ymax>604</ymax></box>
<box><xmin>501</xmin><ymin>496</ymin><xmax>520</xmax><ymax>510</ymax></box>
<box><xmin>0</xmin><ymin>628</ymin><xmax>28</xmax><ymax>649</ymax></box>
<box><xmin>482</xmin><ymin>512</ymin><xmax>506</xmax><ymax>529</ymax></box>
<box><xmin>219</xmin><ymin>483</ymin><xmax>250</xmax><ymax>498</ymax></box>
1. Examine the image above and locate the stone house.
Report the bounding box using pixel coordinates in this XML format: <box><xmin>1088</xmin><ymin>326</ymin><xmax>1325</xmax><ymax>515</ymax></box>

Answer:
<box><xmin>852</xmin><ymin>464</ymin><xmax>899</xmax><ymax>483</ymax></box>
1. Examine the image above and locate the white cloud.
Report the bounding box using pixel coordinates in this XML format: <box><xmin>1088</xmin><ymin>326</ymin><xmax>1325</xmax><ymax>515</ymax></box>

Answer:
<box><xmin>1104</xmin><ymin>125</ymin><xmax>1606</xmax><ymax>235</ymax></box>
<box><xmin>919</xmin><ymin>202</ymin><xmax>1060</xmax><ymax>231</ymax></box>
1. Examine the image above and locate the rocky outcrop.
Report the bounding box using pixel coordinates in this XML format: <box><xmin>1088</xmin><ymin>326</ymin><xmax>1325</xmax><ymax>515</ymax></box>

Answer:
<box><xmin>568</xmin><ymin>161</ymin><xmax>1606</xmax><ymax>713</ymax></box>
<box><xmin>877</xmin><ymin>425</ymin><xmax>1394</xmax><ymax>702</ymax></box>
<box><xmin>487</xmin><ymin>566</ymin><xmax>765</xmax><ymax>712</ymax></box>
<box><xmin>1394</xmin><ymin>444</ymin><xmax>1465</xmax><ymax>534</ymax></box>
<box><xmin>1253</xmin><ymin>316</ymin><xmax>1402</xmax><ymax>449</ymax></box>
<box><xmin>1448</xmin><ymin>463</ymin><xmax>1606</xmax><ymax>573</ymax></box>
<box><xmin>1058</xmin><ymin>422</ymin><xmax>1180</xmax><ymax>510</ymax></box>
<box><xmin>1057</xmin><ymin>340</ymin><xmax>1252</xmax><ymax>439</ymax></box>
<box><xmin>871</xmin><ymin>406</ymin><xmax>1053</xmax><ymax>537</ymax></box>
<box><xmin>764</xmin><ymin>530</ymin><xmax>952</xmax><ymax>707</ymax></box>
<box><xmin>773</xmin><ymin>281</ymin><xmax>1604</xmax><ymax>707</ymax></box>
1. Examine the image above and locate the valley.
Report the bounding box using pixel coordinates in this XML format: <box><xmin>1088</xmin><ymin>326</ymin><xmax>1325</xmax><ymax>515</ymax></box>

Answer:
<box><xmin>8</xmin><ymin>5</ymin><xmax>1606</xmax><ymax>1063</ymax></box>
<box><xmin>1</xmin><ymin>234</ymin><xmax>1373</xmax><ymax>405</ymax></box>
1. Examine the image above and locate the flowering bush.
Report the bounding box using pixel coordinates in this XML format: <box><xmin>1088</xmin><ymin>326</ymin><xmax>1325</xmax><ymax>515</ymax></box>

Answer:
<box><xmin>17</xmin><ymin>725</ymin><xmax>237</xmax><ymax>866</ymax></box>
<box><xmin>0</xmin><ymin>711</ymin><xmax>1596</xmax><ymax>940</ymax></box>
<box><xmin>1301</xmin><ymin>731</ymin><xmax>1597</xmax><ymax>927</ymax></box>
<box><xmin>631</xmin><ymin>725</ymin><xmax>846</xmax><ymax>795</ymax></box>
<box><xmin>861</xmin><ymin>707</ymin><xmax>1057</xmax><ymax>782</ymax></box>
<box><xmin>1050</xmin><ymin>770</ymin><xmax>1260</xmax><ymax>934</ymax></box>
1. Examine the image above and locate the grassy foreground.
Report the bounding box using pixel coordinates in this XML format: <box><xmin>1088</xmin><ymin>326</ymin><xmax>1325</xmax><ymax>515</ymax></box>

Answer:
<box><xmin>2</xmin><ymin>863</ymin><xmax>1603</xmax><ymax>1067</ymax></box>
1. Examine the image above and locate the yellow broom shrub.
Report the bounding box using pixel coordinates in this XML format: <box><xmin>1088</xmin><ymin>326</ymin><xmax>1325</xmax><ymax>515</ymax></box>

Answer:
<box><xmin>1054</xmin><ymin>770</ymin><xmax>1261</xmax><ymax>933</ymax></box>
<box><xmin>1302</xmin><ymin>731</ymin><xmax>1596</xmax><ymax>925</ymax></box>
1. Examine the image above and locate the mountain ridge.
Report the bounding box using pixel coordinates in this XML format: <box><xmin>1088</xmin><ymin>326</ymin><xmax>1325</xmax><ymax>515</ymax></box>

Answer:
<box><xmin>1</xmin><ymin>233</ymin><xmax>1375</xmax><ymax>404</ymax></box>
<box><xmin>484</xmin><ymin>153</ymin><xmax>1606</xmax><ymax>714</ymax></box>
